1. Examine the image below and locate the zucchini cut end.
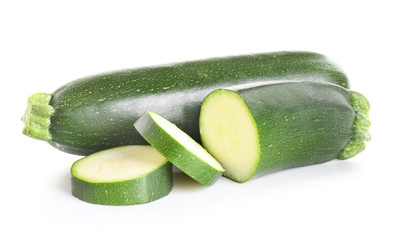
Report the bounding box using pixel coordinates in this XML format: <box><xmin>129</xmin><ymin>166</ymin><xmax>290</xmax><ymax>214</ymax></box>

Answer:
<box><xmin>339</xmin><ymin>91</ymin><xmax>371</xmax><ymax>159</ymax></box>
<box><xmin>71</xmin><ymin>145</ymin><xmax>168</xmax><ymax>183</ymax></box>
<box><xmin>22</xmin><ymin>93</ymin><xmax>54</xmax><ymax>141</ymax></box>
<box><xmin>200</xmin><ymin>89</ymin><xmax>260</xmax><ymax>183</ymax></box>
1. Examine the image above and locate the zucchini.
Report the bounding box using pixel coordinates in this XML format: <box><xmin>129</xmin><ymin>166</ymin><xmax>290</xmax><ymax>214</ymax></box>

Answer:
<box><xmin>134</xmin><ymin>111</ymin><xmax>224</xmax><ymax>186</ymax></box>
<box><xmin>22</xmin><ymin>51</ymin><xmax>349</xmax><ymax>155</ymax></box>
<box><xmin>199</xmin><ymin>81</ymin><xmax>371</xmax><ymax>183</ymax></box>
<box><xmin>71</xmin><ymin>145</ymin><xmax>172</xmax><ymax>205</ymax></box>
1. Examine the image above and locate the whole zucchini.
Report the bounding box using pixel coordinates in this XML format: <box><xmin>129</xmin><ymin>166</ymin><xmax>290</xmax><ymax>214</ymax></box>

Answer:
<box><xmin>22</xmin><ymin>51</ymin><xmax>349</xmax><ymax>155</ymax></box>
<box><xmin>199</xmin><ymin>81</ymin><xmax>371</xmax><ymax>183</ymax></box>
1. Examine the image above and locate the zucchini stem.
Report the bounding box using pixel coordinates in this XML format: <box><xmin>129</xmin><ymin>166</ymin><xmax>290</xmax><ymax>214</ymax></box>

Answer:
<box><xmin>339</xmin><ymin>91</ymin><xmax>371</xmax><ymax>159</ymax></box>
<box><xmin>22</xmin><ymin>93</ymin><xmax>54</xmax><ymax>141</ymax></box>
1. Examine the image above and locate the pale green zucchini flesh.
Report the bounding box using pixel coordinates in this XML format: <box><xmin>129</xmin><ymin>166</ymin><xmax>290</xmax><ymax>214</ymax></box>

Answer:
<box><xmin>199</xmin><ymin>90</ymin><xmax>259</xmax><ymax>182</ymax></box>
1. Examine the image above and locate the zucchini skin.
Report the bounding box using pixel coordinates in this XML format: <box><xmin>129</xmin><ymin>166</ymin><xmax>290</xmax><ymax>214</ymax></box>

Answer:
<box><xmin>71</xmin><ymin>162</ymin><xmax>172</xmax><ymax>205</ymax></box>
<box><xmin>201</xmin><ymin>81</ymin><xmax>370</xmax><ymax>182</ymax></box>
<box><xmin>26</xmin><ymin>52</ymin><xmax>349</xmax><ymax>155</ymax></box>
<box><xmin>246</xmin><ymin>82</ymin><xmax>358</xmax><ymax>177</ymax></box>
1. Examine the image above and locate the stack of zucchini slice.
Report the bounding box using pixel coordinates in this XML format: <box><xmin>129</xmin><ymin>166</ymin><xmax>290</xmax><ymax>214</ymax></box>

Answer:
<box><xmin>22</xmin><ymin>51</ymin><xmax>370</xmax><ymax>205</ymax></box>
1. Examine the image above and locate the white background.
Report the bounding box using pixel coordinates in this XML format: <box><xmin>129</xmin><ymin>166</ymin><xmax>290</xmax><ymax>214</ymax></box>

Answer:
<box><xmin>1</xmin><ymin>0</ymin><xmax>403</xmax><ymax>239</ymax></box>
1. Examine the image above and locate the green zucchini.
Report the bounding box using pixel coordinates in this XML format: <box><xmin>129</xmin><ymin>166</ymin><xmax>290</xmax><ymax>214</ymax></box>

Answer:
<box><xmin>134</xmin><ymin>111</ymin><xmax>224</xmax><ymax>186</ymax></box>
<box><xmin>199</xmin><ymin>81</ymin><xmax>371</xmax><ymax>183</ymax></box>
<box><xmin>71</xmin><ymin>145</ymin><xmax>172</xmax><ymax>205</ymax></box>
<box><xmin>22</xmin><ymin>51</ymin><xmax>349</xmax><ymax>155</ymax></box>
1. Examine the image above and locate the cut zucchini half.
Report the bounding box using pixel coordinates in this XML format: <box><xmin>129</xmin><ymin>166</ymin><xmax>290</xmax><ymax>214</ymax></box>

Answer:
<box><xmin>134</xmin><ymin>111</ymin><xmax>224</xmax><ymax>186</ymax></box>
<box><xmin>71</xmin><ymin>145</ymin><xmax>172</xmax><ymax>205</ymax></box>
<box><xmin>200</xmin><ymin>82</ymin><xmax>370</xmax><ymax>183</ymax></box>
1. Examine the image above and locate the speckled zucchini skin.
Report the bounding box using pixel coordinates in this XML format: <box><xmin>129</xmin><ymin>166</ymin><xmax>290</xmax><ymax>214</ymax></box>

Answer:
<box><xmin>71</xmin><ymin>161</ymin><xmax>173</xmax><ymax>205</ymax></box>
<box><xmin>29</xmin><ymin>51</ymin><xmax>349</xmax><ymax>155</ymax></box>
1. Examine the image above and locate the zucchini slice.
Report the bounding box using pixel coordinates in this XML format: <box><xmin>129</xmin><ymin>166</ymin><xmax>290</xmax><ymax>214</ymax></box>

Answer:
<box><xmin>134</xmin><ymin>111</ymin><xmax>224</xmax><ymax>186</ymax></box>
<box><xmin>200</xmin><ymin>81</ymin><xmax>370</xmax><ymax>183</ymax></box>
<box><xmin>71</xmin><ymin>145</ymin><xmax>172</xmax><ymax>205</ymax></box>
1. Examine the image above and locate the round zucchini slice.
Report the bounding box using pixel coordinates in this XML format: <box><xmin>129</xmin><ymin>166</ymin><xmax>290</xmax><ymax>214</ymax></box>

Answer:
<box><xmin>71</xmin><ymin>145</ymin><xmax>172</xmax><ymax>205</ymax></box>
<box><xmin>134</xmin><ymin>111</ymin><xmax>224</xmax><ymax>186</ymax></box>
